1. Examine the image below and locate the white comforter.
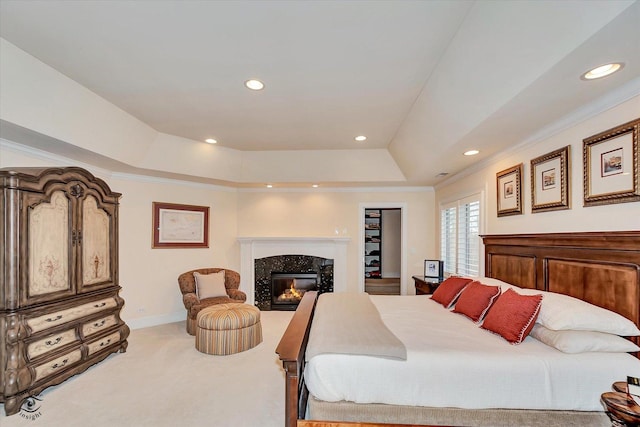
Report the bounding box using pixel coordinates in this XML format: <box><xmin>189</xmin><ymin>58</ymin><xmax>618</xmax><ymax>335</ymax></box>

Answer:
<box><xmin>304</xmin><ymin>294</ymin><xmax>640</xmax><ymax>411</ymax></box>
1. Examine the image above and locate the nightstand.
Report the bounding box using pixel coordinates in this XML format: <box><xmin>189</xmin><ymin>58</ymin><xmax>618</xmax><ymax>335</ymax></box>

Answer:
<box><xmin>412</xmin><ymin>275</ymin><xmax>442</xmax><ymax>295</ymax></box>
<box><xmin>601</xmin><ymin>383</ymin><xmax>640</xmax><ymax>427</ymax></box>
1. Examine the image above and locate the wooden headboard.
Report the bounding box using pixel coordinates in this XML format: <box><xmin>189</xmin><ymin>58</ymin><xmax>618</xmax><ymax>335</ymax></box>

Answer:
<box><xmin>482</xmin><ymin>231</ymin><xmax>640</xmax><ymax>348</ymax></box>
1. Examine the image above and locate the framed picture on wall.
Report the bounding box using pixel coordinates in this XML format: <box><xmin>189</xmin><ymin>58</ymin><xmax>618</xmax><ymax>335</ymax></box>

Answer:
<box><xmin>152</xmin><ymin>202</ymin><xmax>209</xmax><ymax>248</ymax></box>
<box><xmin>531</xmin><ymin>146</ymin><xmax>570</xmax><ymax>213</ymax></box>
<box><xmin>424</xmin><ymin>260</ymin><xmax>443</xmax><ymax>278</ymax></box>
<box><xmin>583</xmin><ymin>118</ymin><xmax>640</xmax><ymax>207</ymax></box>
<box><xmin>496</xmin><ymin>163</ymin><xmax>523</xmax><ymax>217</ymax></box>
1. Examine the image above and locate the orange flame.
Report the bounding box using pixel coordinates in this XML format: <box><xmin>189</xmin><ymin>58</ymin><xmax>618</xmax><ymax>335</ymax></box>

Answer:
<box><xmin>289</xmin><ymin>281</ymin><xmax>302</xmax><ymax>299</ymax></box>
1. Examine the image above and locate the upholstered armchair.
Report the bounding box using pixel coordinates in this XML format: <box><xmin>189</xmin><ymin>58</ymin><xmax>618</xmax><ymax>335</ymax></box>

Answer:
<box><xmin>178</xmin><ymin>268</ymin><xmax>247</xmax><ymax>335</ymax></box>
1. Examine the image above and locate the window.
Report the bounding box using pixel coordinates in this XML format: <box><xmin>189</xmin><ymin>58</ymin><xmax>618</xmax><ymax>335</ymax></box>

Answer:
<box><xmin>440</xmin><ymin>194</ymin><xmax>481</xmax><ymax>276</ymax></box>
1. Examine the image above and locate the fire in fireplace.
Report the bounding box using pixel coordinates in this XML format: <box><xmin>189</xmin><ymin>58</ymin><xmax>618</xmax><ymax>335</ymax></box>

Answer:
<box><xmin>271</xmin><ymin>272</ymin><xmax>318</xmax><ymax>310</ymax></box>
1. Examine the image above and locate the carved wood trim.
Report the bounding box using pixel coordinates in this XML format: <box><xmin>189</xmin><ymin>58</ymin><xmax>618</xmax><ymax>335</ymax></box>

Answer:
<box><xmin>481</xmin><ymin>231</ymin><xmax>640</xmax><ymax>251</ymax></box>
<box><xmin>0</xmin><ymin>166</ymin><xmax>127</xmax><ymax>416</ymax></box>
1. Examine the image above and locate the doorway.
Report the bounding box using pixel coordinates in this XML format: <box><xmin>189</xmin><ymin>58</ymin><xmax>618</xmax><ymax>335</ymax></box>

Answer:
<box><xmin>359</xmin><ymin>203</ymin><xmax>407</xmax><ymax>295</ymax></box>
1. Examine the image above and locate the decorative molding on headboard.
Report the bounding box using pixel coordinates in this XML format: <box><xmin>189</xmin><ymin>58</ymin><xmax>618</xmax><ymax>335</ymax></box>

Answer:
<box><xmin>482</xmin><ymin>231</ymin><xmax>640</xmax><ymax>251</ymax></box>
<box><xmin>485</xmin><ymin>253</ymin><xmax>537</xmax><ymax>290</ymax></box>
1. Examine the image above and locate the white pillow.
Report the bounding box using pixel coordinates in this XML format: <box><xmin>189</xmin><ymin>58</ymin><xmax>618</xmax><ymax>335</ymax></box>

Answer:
<box><xmin>536</xmin><ymin>291</ymin><xmax>640</xmax><ymax>336</ymax></box>
<box><xmin>468</xmin><ymin>276</ymin><xmax>513</xmax><ymax>288</ymax></box>
<box><xmin>194</xmin><ymin>271</ymin><xmax>227</xmax><ymax>299</ymax></box>
<box><xmin>476</xmin><ymin>277</ymin><xmax>640</xmax><ymax>336</ymax></box>
<box><xmin>531</xmin><ymin>324</ymin><xmax>640</xmax><ymax>354</ymax></box>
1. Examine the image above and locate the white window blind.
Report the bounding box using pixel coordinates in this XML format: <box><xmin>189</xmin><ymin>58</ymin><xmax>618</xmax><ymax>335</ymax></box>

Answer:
<box><xmin>440</xmin><ymin>206</ymin><xmax>456</xmax><ymax>275</ymax></box>
<box><xmin>440</xmin><ymin>194</ymin><xmax>481</xmax><ymax>276</ymax></box>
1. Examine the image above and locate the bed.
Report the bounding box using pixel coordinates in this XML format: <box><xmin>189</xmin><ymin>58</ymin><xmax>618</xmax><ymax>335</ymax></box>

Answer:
<box><xmin>276</xmin><ymin>231</ymin><xmax>640</xmax><ymax>427</ymax></box>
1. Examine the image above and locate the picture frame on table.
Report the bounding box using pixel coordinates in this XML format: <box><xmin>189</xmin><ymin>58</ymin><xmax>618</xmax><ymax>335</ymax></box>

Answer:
<box><xmin>424</xmin><ymin>260</ymin><xmax>443</xmax><ymax>279</ymax></box>
<box><xmin>152</xmin><ymin>202</ymin><xmax>209</xmax><ymax>248</ymax></box>
<box><xmin>583</xmin><ymin>118</ymin><xmax>640</xmax><ymax>207</ymax></box>
<box><xmin>531</xmin><ymin>146</ymin><xmax>570</xmax><ymax>213</ymax></box>
<box><xmin>496</xmin><ymin>163</ymin><xmax>523</xmax><ymax>217</ymax></box>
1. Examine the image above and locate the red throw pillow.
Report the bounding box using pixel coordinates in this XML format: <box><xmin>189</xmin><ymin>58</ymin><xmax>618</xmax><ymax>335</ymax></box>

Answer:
<box><xmin>430</xmin><ymin>277</ymin><xmax>473</xmax><ymax>308</ymax></box>
<box><xmin>452</xmin><ymin>281</ymin><xmax>501</xmax><ymax>322</ymax></box>
<box><xmin>481</xmin><ymin>288</ymin><xmax>543</xmax><ymax>344</ymax></box>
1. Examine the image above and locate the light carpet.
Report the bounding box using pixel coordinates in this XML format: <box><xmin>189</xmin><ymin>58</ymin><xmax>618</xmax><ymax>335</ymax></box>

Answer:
<box><xmin>0</xmin><ymin>310</ymin><xmax>294</xmax><ymax>427</ymax></box>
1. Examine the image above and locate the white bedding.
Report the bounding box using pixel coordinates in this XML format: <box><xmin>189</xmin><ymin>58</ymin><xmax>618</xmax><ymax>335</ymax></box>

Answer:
<box><xmin>304</xmin><ymin>294</ymin><xmax>640</xmax><ymax>411</ymax></box>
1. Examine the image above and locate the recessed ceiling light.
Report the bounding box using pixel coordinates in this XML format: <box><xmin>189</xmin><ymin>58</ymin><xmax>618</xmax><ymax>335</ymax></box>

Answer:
<box><xmin>205</xmin><ymin>138</ymin><xmax>217</xmax><ymax>144</ymax></box>
<box><xmin>266</xmin><ymin>184</ymin><xmax>273</xmax><ymax>188</ymax></box>
<box><xmin>464</xmin><ymin>150</ymin><xmax>479</xmax><ymax>156</ymax></box>
<box><xmin>581</xmin><ymin>63</ymin><xmax>624</xmax><ymax>80</ymax></box>
<box><xmin>354</xmin><ymin>135</ymin><xmax>367</xmax><ymax>142</ymax></box>
<box><xmin>245</xmin><ymin>79</ymin><xmax>264</xmax><ymax>90</ymax></box>
<box><xmin>312</xmin><ymin>184</ymin><xmax>319</xmax><ymax>188</ymax></box>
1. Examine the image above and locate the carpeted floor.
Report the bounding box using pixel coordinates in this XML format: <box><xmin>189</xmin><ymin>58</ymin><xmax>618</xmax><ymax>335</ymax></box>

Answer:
<box><xmin>0</xmin><ymin>310</ymin><xmax>294</xmax><ymax>427</ymax></box>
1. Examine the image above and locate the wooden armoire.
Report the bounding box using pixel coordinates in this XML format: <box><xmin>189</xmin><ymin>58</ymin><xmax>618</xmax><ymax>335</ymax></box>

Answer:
<box><xmin>0</xmin><ymin>167</ymin><xmax>129</xmax><ymax>416</ymax></box>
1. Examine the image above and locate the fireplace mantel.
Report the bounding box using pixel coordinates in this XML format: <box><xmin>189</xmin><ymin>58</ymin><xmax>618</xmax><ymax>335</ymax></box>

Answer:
<box><xmin>238</xmin><ymin>236</ymin><xmax>350</xmax><ymax>305</ymax></box>
<box><xmin>238</xmin><ymin>236</ymin><xmax>350</xmax><ymax>244</ymax></box>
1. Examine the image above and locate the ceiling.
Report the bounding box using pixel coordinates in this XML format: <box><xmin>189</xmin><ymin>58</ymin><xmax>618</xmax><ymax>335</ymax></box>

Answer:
<box><xmin>1</xmin><ymin>0</ymin><xmax>639</xmax><ymax>187</ymax></box>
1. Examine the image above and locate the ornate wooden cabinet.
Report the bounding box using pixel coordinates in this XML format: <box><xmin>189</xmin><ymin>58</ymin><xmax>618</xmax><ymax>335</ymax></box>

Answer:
<box><xmin>0</xmin><ymin>167</ymin><xmax>129</xmax><ymax>416</ymax></box>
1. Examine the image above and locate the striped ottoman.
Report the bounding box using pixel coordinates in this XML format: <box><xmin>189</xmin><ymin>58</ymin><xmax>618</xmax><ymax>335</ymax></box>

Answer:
<box><xmin>195</xmin><ymin>303</ymin><xmax>263</xmax><ymax>355</ymax></box>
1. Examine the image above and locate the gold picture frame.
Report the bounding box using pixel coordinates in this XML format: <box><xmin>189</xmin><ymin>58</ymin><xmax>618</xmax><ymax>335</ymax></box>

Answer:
<box><xmin>583</xmin><ymin>118</ymin><xmax>640</xmax><ymax>207</ymax></box>
<box><xmin>531</xmin><ymin>146</ymin><xmax>570</xmax><ymax>213</ymax></box>
<box><xmin>496</xmin><ymin>163</ymin><xmax>523</xmax><ymax>217</ymax></box>
<box><xmin>152</xmin><ymin>202</ymin><xmax>209</xmax><ymax>248</ymax></box>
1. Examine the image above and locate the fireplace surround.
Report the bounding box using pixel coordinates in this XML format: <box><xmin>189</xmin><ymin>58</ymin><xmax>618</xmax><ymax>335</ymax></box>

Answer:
<box><xmin>255</xmin><ymin>255</ymin><xmax>333</xmax><ymax>310</ymax></box>
<box><xmin>238</xmin><ymin>237</ymin><xmax>350</xmax><ymax>307</ymax></box>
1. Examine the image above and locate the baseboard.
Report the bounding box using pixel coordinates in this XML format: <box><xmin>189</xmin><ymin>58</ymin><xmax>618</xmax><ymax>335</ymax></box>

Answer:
<box><xmin>125</xmin><ymin>311</ymin><xmax>185</xmax><ymax>330</ymax></box>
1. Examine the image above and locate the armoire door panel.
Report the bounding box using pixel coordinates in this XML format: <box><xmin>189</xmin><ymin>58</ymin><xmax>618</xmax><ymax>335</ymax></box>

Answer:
<box><xmin>79</xmin><ymin>194</ymin><xmax>113</xmax><ymax>290</ymax></box>
<box><xmin>24</xmin><ymin>190</ymin><xmax>75</xmax><ymax>305</ymax></box>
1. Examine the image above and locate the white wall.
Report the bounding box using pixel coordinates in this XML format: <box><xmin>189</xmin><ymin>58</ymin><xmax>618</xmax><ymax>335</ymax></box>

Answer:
<box><xmin>435</xmin><ymin>94</ymin><xmax>640</xmax><ymax>273</ymax></box>
<box><xmin>3</xmin><ymin>95</ymin><xmax>637</xmax><ymax>328</ymax></box>
<box><xmin>1</xmin><ymin>142</ymin><xmax>240</xmax><ymax>329</ymax></box>
<box><xmin>111</xmin><ymin>176</ymin><xmax>239</xmax><ymax>329</ymax></box>
<box><xmin>237</xmin><ymin>189</ymin><xmax>435</xmax><ymax>293</ymax></box>
<box><xmin>2</xmin><ymin>142</ymin><xmax>437</xmax><ymax>326</ymax></box>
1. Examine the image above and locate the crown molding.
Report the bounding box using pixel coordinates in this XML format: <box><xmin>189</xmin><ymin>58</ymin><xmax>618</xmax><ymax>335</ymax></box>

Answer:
<box><xmin>2</xmin><ymin>138</ymin><xmax>433</xmax><ymax>192</ymax></box>
<box><xmin>237</xmin><ymin>185</ymin><xmax>433</xmax><ymax>193</ymax></box>
<box><xmin>110</xmin><ymin>172</ymin><xmax>237</xmax><ymax>192</ymax></box>
<box><xmin>0</xmin><ymin>138</ymin><xmax>113</xmax><ymax>180</ymax></box>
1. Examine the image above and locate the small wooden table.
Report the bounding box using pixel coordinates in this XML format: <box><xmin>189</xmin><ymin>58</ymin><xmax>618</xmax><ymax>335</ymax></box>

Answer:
<box><xmin>412</xmin><ymin>275</ymin><xmax>442</xmax><ymax>295</ymax></box>
<box><xmin>601</xmin><ymin>389</ymin><xmax>640</xmax><ymax>426</ymax></box>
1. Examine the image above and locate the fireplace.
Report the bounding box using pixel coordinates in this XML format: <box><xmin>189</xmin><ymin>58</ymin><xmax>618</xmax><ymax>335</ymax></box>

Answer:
<box><xmin>271</xmin><ymin>272</ymin><xmax>318</xmax><ymax>310</ymax></box>
<box><xmin>238</xmin><ymin>237</ymin><xmax>349</xmax><ymax>308</ymax></box>
<box><xmin>254</xmin><ymin>254</ymin><xmax>333</xmax><ymax>310</ymax></box>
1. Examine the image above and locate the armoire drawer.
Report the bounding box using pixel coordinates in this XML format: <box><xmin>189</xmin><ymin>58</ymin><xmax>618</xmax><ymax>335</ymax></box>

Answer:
<box><xmin>86</xmin><ymin>331</ymin><xmax>121</xmax><ymax>356</ymax></box>
<box><xmin>82</xmin><ymin>314</ymin><xmax>118</xmax><ymax>337</ymax></box>
<box><xmin>27</xmin><ymin>328</ymin><xmax>78</xmax><ymax>360</ymax></box>
<box><xmin>27</xmin><ymin>297</ymin><xmax>118</xmax><ymax>333</ymax></box>
<box><xmin>33</xmin><ymin>348</ymin><xmax>83</xmax><ymax>382</ymax></box>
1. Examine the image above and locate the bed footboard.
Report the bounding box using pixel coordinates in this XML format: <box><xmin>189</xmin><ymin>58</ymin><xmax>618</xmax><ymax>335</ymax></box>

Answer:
<box><xmin>276</xmin><ymin>291</ymin><xmax>319</xmax><ymax>427</ymax></box>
